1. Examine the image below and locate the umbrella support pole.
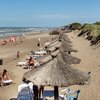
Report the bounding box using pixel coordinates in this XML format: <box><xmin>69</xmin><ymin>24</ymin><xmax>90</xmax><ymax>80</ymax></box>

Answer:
<box><xmin>54</xmin><ymin>86</ymin><xmax>59</xmax><ymax>100</ymax></box>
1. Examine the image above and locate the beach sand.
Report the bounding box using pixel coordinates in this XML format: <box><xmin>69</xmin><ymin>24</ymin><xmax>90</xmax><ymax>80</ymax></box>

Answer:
<box><xmin>0</xmin><ymin>30</ymin><xmax>100</xmax><ymax>100</ymax></box>
<box><xmin>0</xmin><ymin>32</ymin><xmax>55</xmax><ymax>100</ymax></box>
<box><xmin>67</xmin><ymin>30</ymin><xmax>100</xmax><ymax>100</ymax></box>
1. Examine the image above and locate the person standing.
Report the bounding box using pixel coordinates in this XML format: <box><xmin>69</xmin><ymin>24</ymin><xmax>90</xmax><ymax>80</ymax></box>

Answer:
<box><xmin>33</xmin><ymin>85</ymin><xmax>38</xmax><ymax>100</ymax></box>
<box><xmin>17</xmin><ymin>51</ymin><xmax>20</xmax><ymax>58</ymax></box>
<box><xmin>38</xmin><ymin>85</ymin><xmax>44</xmax><ymax>98</ymax></box>
<box><xmin>37</xmin><ymin>38</ymin><xmax>41</xmax><ymax>47</ymax></box>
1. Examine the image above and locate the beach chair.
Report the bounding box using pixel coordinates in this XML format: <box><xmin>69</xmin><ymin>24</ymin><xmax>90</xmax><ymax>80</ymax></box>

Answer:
<box><xmin>67</xmin><ymin>90</ymin><xmax>80</xmax><ymax>100</ymax></box>
<box><xmin>59</xmin><ymin>88</ymin><xmax>80</xmax><ymax>100</ymax></box>
<box><xmin>59</xmin><ymin>88</ymin><xmax>71</xmax><ymax>100</ymax></box>
<box><xmin>17</xmin><ymin>62</ymin><xmax>28</xmax><ymax>67</ymax></box>
<box><xmin>17</xmin><ymin>84</ymin><xmax>33</xmax><ymax>100</ymax></box>
<box><xmin>2</xmin><ymin>79</ymin><xmax>13</xmax><ymax>86</ymax></box>
<box><xmin>34</xmin><ymin>50</ymin><xmax>47</xmax><ymax>55</ymax></box>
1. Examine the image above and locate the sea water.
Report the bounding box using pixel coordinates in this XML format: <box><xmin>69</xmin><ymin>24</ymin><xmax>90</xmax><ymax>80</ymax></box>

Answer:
<box><xmin>0</xmin><ymin>27</ymin><xmax>52</xmax><ymax>38</ymax></box>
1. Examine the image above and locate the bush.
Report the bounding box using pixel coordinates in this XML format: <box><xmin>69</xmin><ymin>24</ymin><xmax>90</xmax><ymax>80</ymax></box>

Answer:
<box><xmin>78</xmin><ymin>23</ymin><xmax>100</xmax><ymax>45</ymax></box>
<box><xmin>94</xmin><ymin>22</ymin><xmax>100</xmax><ymax>25</ymax></box>
<box><xmin>69</xmin><ymin>22</ymin><xmax>82</xmax><ymax>30</ymax></box>
<box><xmin>49</xmin><ymin>30</ymin><xmax>60</xmax><ymax>35</ymax></box>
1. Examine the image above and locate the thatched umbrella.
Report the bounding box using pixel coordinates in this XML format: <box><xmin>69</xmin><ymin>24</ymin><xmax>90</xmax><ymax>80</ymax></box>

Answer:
<box><xmin>38</xmin><ymin>49</ymin><xmax>80</xmax><ymax>67</ymax></box>
<box><xmin>50</xmin><ymin>35</ymin><xmax>59</xmax><ymax>44</ymax></box>
<box><xmin>23</xmin><ymin>56</ymin><xmax>90</xmax><ymax>100</ymax></box>
<box><xmin>59</xmin><ymin>49</ymin><xmax>81</xmax><ymax>64</ymax></box>
<box><xmin>61</xmin><ymin>39</ymin><xmax>73</xmax><ymax>47</ymax></box>
<box><xmin>38</xmin><ymin>55</ymin><xmax>53</xmax><ymax>65</ymax></box>
<box><xmin>47</xmin><ymin>34</ymin><xmax>77</xmax><ymax>53</ymax></box>
<box><xmin>61</xmin><ymin>42</ymin><xmax>78</xmax><ymax>52</ymax></box>
<box><xmin>46</xmin><ymin>42</ymin><xmax>61</xmax><ymax>53</ymax></box>
<box><xmin>47</xmin><ymin>41</ymin><xmax>60</xmax><ymax>48</ymax></box>
<box><xmin>46</xmin><ymin>39</ymin><xmax>76</xmax><ymax>54</ymax></box>
<box><xmin>59</xmin><ymin>33</ymin><xmax>72</xmax><ymax>43</ymax></box>
<box><xmin>51</xmin><ymin>49</ymin><xmax>81</xmax><ymax>65</ymax></box>
<box><xmin>48</xmin><ymin>33</ymin><xmax>71</xmax><ymax>48</ymax></box>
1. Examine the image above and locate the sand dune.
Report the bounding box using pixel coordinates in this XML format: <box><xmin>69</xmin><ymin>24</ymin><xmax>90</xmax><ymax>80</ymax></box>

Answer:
<box><xmin>67</xmin><ymin>30</ymin><xmax>100</xmax><ymax>100</ymax></box>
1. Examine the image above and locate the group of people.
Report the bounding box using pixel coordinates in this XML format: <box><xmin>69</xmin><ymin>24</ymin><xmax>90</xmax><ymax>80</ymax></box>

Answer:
<box><xmin>18</xmin><ymin>79</ymin><xmax>45</xmax><ymax>100</ymax></box>
<box><xmin>0</xmin><ymin>69</ymin><xmax>13</xmax><ymax>86</ymax></box>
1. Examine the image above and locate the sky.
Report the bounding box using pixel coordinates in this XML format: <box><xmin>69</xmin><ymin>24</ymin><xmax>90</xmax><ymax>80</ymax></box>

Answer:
<box><xmin>0</xmin><ymin>0</ymin><xmax>100</xmax><ymax>27</ymax></box>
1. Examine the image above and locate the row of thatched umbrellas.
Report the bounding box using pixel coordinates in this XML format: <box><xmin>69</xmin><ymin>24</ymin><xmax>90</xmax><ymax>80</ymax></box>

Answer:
<box><xmin>23</xmin><ymin>33</ymin><xmax>90</xmax><ymax>100</ymax></box>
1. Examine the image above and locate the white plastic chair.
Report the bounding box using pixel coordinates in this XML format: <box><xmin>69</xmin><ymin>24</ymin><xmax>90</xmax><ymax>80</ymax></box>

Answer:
<box><xmin>59</xmin><ymin>88</ymin><xmax>80</xmax><ymax>100</ymax></box>
<box><xmin>17</xmin><ymin>83</ymin><xmax>34</xmax><ymax>100</ymax></box>
<box><xmin>59</xmin><ymin>88</ymin><xmax>71</xmax><ymax>100</ymax></box>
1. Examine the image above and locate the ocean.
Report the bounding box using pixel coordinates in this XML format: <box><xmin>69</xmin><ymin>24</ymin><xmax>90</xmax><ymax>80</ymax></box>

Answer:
<box><xmin>0</xmin><ymin>27</ymin><xmax>52</xmax><ymax>38</ymax></box>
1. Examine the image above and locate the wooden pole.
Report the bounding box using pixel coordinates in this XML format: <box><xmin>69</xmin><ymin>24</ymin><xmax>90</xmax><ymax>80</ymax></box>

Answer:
<box><xmin>54</xmin><ymin>86</ymin><xmax>59</xmax><ymax>100</ymax></box>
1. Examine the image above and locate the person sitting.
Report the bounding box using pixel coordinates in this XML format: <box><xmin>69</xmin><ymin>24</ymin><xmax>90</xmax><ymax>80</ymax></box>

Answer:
<box><xmin>2</xmin><ymin>69</ymin><xmax>13</xmax><ymax>85</ymax></box>
<box><xmin>28</xmin><ymin>57</ymin><xmax>34</xmax><ymax>68</ymax></box>
<box><xmin>2</xmin><ymin>40</ymin><xmax>7</xmax><ymax>45</ymax></box>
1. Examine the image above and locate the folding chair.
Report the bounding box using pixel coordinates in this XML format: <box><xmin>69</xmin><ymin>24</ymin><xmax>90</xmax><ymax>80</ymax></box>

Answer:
<box><xmin>67</xmin><ymin>90</ymin><xmax>80</xmax><ymax>100</ymax></box>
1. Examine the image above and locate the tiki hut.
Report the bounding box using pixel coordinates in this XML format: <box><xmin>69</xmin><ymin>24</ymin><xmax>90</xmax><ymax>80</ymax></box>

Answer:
<box><xmin>59</xmin><ymin>33</ymin><xmax>72</xmax><ymax>43</ymax></box>
<box><xmin>61</xmin><ymin>42</ymin><xmax>78</xmax><ymax>52</ymax></box>
<box><xmin>47</xmin><ymin>41</ymin><xmax>60</xmax><ymax>48</ymax></box>
<box><xmin>60</xmin><ymin>51</ymin><xmax>81</xmax><ymax>65</ymax></box>
<box><xmin>61</xmin><ymin>39</ymin><xmax>73</xmax><ymax>47</ymax></box>
<box><xmin>23</xmin><ymin>56</ymin><xmax>90</xmax><ymax>100</ymax></box>
<box><xmin>50</xmin><ymin>35</ymin><xmax>59</xmax><ymax>44</ymax></box>
<box><xmin>46</xmin><ymin>39</ymin><xmax>76</xmax><ymax>54</ymax></box>
<box><xmin>46</xmin><ymin>42</ymin><xmax>61</xmax><ymax>53</ymax></box>
<box><xmin>38</xmin><ymin>48</ymin><xmax>80</xmax><ymax>66</ymax></box>
<box><xmin>38</xmin><ymin>55</ymin><xmax>53</xmax><ymax>65</ymax></box>
<box><xmin>53</xmin><ymin>49</ymin><xmax>81</xmax><ymax>65</ymax></box>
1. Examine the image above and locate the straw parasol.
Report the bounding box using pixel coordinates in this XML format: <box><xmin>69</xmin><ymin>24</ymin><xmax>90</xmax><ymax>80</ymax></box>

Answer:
<box><xmin>46</xmin><ymin>39</ymin><xmax>76</xmax><ymax>53</ymax></box>
<box><xmin>38</xmin><ymin>55</ymin><xmax>53</xmax><ymax>65</ymax></box>
<box><xmin>59</xmin><ymin>33</ymin><xmax>72</xmax><ymax>43</ymax></box>
<box><xmin>61</xmin><ymin>39</ymin><xmax>73</xmax><ymax>47</ymax></box>
<box><xmin>47</xmin><ymin>41</ymin><xmax>60</xmax><ymax>48</ymax></box>
<box><xmin>38</xmin><ymin>49</ymin><xmax>80</xmax><ymax>67</ymax></box>
<box><xmin>46</xmin><ymin>42</ymin><xmax>61</xmax><ymax>53</ymax></box>
<box><xmin>51</xmin><ymin>49</ymin><xmax>81</xmax><ymax>65</ymax></box>
<box><xmin>61</xmin><ymin>42</ymin><xmax>78</xmax><ymax>52</ymax></box>
<box><xmin>23</xmin><ymin>56</ymin><xmax>90</xmax><ymax>100</ymax></box>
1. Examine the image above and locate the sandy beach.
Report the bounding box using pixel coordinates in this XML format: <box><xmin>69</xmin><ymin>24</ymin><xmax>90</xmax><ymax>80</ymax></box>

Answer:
<box><xmin>0</xmin><ymin>32</ymin><xmax>55</xmax><ymax>100</ymax></box>
<box><xmin>67</xmin><ymin>30</ymin><xmax>100</xmax><ymax>100</ymax></box>
<box><xmin>0</xmin><ymin>30</ymin><xmax>100</xmax><ymax>100</ymax></box>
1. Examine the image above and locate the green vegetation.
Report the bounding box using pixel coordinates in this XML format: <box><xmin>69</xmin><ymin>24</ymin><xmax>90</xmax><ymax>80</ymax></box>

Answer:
<box><xmin>94</xmin><ymin>22</ymin><xmax>100</xmax><ymax>25</ymax></box>
<box><xmin>49</xmin><ymin>30</ymin><xmax>60</xmax><ymax>35</ymax></box>
<box><xmin>69</xmin><ymin>22</ymin><xmax>82</xmax><ymax>30</ymax></box>
<box><xmin>78</xmin><ymin>24</ymin><xmax>100</xmax><ymax>45</ymax></box>
<box><xmin>49</xmin><ymin>21</ymin><xmax>100</xmax><ymax>45</ymax></box>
